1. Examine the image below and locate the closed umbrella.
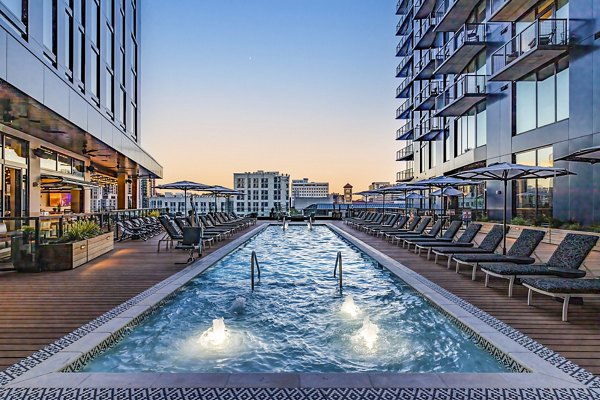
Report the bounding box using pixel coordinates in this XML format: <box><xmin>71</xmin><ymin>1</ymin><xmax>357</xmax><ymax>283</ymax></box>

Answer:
<box><xmin>452</xmin><ymin>162</ymin><xmax>574</xmax><ymax>254</ymax></box>
<box><xmin>155</xmin><ymin>180</ymin><xmax>212</xmax><ymax>214</ymax></box>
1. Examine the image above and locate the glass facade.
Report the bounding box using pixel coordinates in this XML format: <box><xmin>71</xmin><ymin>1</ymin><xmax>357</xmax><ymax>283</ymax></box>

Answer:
<box><xmin>514</xmin><ymin>146</ymin><xmax>554</xmax><ymax>222</ymax></box>
<box><xmin>455</xmin><ymin>103</ymin><xmax>486</xmax><ymax>156</ymax></box>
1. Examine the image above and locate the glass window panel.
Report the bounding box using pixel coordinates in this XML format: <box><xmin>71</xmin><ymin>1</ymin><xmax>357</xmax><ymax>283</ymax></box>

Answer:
<box><xmin>556</xmin><ymin>0</ymin><xmax>569</xmax><ymax>18</ymax></box>
<box><xmin>65</xmin><ymin>13</ymin><xmax>73</xmax><ymax>71</ymax></box>
<box><xmin>90</xmin><ymin>2</ymin><xmax>99</xmax><ymax>47</ymax></box>
<box><xmin>107</xmin><ymin>0</ymin><xmax>113</xmax><ymax>24</ymax></box>
<box><xmin>515</xmin><ymin>149</ymin><xmax>536</xmax><ymax>166</ymax></box>
<box><xmin>43</xmin><ymin>0</ymin><xmax>56</xmax><ymax>52</ymax></box>
<box><xmin>4</xmin><ymin>136</ymin><xmax>27</xmax><ymax>164</ymax></box>
<box><xmin>0</xmin><ymin>0</ymin><xmax>21</xmax><ymax>19</ymax></box>
<box><xmin>105</xmin><ymin>70</ymin><xmax>113</xmax><ymax>111</ymax></box>
<box><xmin>72</xmin><ymin>159</ymin><xmax>85</xmax><ymax>178</ymax></box>
<box><xmin>119</xmin><ymin>87</ymin><xmax>125</xmax><ymax>124</ymax></box>
<box><xmin>39</xmin><ymin>149</ymin><xmax>57</xmax><ymax>171</ymax></box>
<box><xmin>537</xmin><ymin>65</ymin><xmax>556</xmax><ymax>127</ymax></box>
<box><xmin>516</xmin><ymin>75</ymin><xmax>537</xmax><ymax>134</ymax></box>
<box><xmin>556</xmin><ymin>66</ymin><xmax>569</xmax><ymax>121</ymax></box>
<box><xmin>537</xmin><ymin>146</ymin><xmax>553</xmax><ymax>167</ymax></box>
<box><xmin>476</xmin><ymin>106</ymin><xmax>486</xmax><ymax>147</ymax></box>
<box><xmin>467</xmin><ymin>113</ymin><xmax>476</xmax><ymax>151</ymax></box>
<box><xmin>77</xmin><ymin>28</ymin><xmax>85</xmax><ymax>84</ymax></box>
<box><xmin>58</xmin><ymin>154</ymin><xmax>72</xmax><ymax>174</ymax></box>
<box><xmin>91</xmin><ymin>51</ymin><xmax>99</xmax><ymax>97</ymax></box>
<box><xmin>105</xmin><ymin>26</ymin><xmax>113</xmax><ymax>68</ymax></box>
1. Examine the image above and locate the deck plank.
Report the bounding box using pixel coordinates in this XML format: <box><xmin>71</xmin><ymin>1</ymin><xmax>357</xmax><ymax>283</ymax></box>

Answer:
<box><xmin>333</xmin><ymin>221</ymin><xmax>600</xmax><ymax>376</ymax></box>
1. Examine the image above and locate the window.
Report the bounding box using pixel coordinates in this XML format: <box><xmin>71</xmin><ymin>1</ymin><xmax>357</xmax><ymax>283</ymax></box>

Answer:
<box><xmin>514</xmin><ymin>146</ymin><xmax>554</xmax><ymax>222</ymax></box>
<box><xmin>91</xmin><ymin>50</ymin><xmax>99</xmax><ymax>99</ymax></box>
<box><xmin>105</xmin><ymin>69</ymin><xmax>113</xmax><ymax>112</ymax></box>
<box><xmin>64</xmin><ymin>9</ymin><xmax>74</xmax><ymax>75</ymax></box>
<box><xmin>43</xmin><ymin>0</ymin><xmax>57</xmax><ymax>59</ymax></box>
<box><xmin>90</xmin><ymin>0</ymin><xmax>99</xmax><ymax>47</ymax></box>
<box><xmin>106</xmin><ymin>0</ymin><xmax>113</xmax><ymax>25</ymax></box>
<box><xmin>76</xmin><ymin>27</ymin><xmax>85</xmax><ymax>87</ymax></box>
<box><xmin>105</xmin><ymin>24</ymin><xmax>113</xmax><ymax>69</ymax></box>
<box><xmin>0</xmin><ymin>0</ymin><xmax>26</xmax><ymax>32</ymax></box>
<box><xmin>236</xmin><ymin>178</ymin><xmax>245</xmax><ymax>188</ymax></box>
<box><xmin>39</xmin><ymin>148</ymin><xmax>57</xmax><ymax>170</ymax></box>
<box><xmin>515</xmin><ymin>58</ymin><xmax>569</xmax><ymax>134</ymax></box>
<box><xmin>4</xmin><ymin>136</ymin><xmax>27</xmax><ymax>164</ymax></box>
<box><xmin>455</xmin><ymin>103</ymin><xmax>486</xmax><ymax>156</ymax></box>
<box><xmin>119</xmin><ymin>87</ymin><xmax>125</xmax><ymax>125</ymax></box>
<box><xmin>261</xmin><ymin>178</ymin><xmax>268</xmax><ymax>188</ymax></box>
<box><xmin>72</xmin><ymin>159</ymin><xmax>84</xmax><ymax>178</ymax></box>
<box><xmin>127</xmin><ymin>102</ymin><xmax>136</xmax><ymax>137</ymax></box>
<box><xmin>129</xmin><ymin>70</ymin><xmax>137</xmax><ymax>102</ymax></box>
<box><xmin>58</xmin><ymin>153</ymin><xmax>71</xmax><ymax>174</ymax></box>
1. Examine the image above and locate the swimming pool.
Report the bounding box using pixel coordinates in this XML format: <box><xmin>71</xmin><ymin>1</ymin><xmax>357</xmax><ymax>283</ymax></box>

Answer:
<box><xmin>80</xmin><ymin>225</ymin><xmax>509</xmax><ymax>373</ymax></box>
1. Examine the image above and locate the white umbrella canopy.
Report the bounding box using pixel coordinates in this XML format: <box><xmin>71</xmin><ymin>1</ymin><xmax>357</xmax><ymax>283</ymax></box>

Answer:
<box><xmin>451</xmin><ymin>162</ymin><xmax>574</xmax><ymax>254</ymax></box>
<box><xmin>554</xmin><ymin>145</ymin><xmax>600</xmax><ymax>164</ymax></box>
<box><xmin>431</xmin><ymin>187</ymin><xmax>463</xmax><ymax>197</ymax></box>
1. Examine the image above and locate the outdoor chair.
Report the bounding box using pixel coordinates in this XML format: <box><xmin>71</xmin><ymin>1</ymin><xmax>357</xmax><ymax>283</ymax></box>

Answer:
<box><xmin>521</xmin><ymin>278</ymin><xmax>600</xmax><ymax>321</ymax></box>
<box><xmin>390</xmin><ymin>217</ymin><xmax>432</xmax><ymax>245</ymax></box>
<box><xmin>373</xmin><ymin>216</ymin><xmax>409</xmax><ymax>237</ymax></box>
<box><xmin>396</xmin><ymin>218</ymin><xmax>443</xmax><ymax>248</ymax></box>
<box><xmin>175</xmin><ymin>227</ymin><xmax>202</xmax><ymax>264</ymax></box>
<box><xmin>116</xmin><ymin>221</ymin><xmax>142</xmax><ymax>241</ymax></box>
<box><xmin>158</xmin><ymin>216</ymin><xmax>183</xmax><ymax>252</ymax></box>
<box><xmin>415</xmin><ymin>223</ymin><xmax>482</xmax><ymax>258</ymax></box>
<box><xmin>362</xmin><ymin>214</ymin><xmax>398</xmax><ymax>232</ymax></box>
<box><xmin>404</xmin><ymin>220</ymin><xmax>463</xmax><ymax>251</ymax></box>
<box><xmin>452</xmin><ymin>228</ymin><xmax>545</xmax><ymax>281</ymax></box>
<box><xmin>383</xmin><ymin>216</ymin><xmax>422</xmax><ymax>241</ymax></box>
<box><xmin>431</xmin><ymin>224</ymin><xmax>506</xmax><ymax>268</ymax></box>
<box><xmin>481</xmin><ymin>233</ymin><xmax>599</xmax><ymax>297</ymax></box>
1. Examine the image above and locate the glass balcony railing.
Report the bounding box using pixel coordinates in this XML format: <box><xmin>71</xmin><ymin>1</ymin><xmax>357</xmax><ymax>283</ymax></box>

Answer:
<box><xmin>414</xmin><ymin>0</ymin><xmax>436</xmax><ymax>19</ymax></box>
<box><xmin>396</xmin><ymin>99</ymin><xmax>413</xmax><ymax>119</ymax></box>
<box><xmin>396</xmin><ymin>6</ymin><xmax>414</xmax><ymax>35</ymax></box>
<box><xmin>396</xmin><ymin>0</ymin><xmax>412</xmax><ymax>15</ymax></box>
<box><xmin>396</xmin><ymin>121</ymin><xmax>414</xmax><ymax>140</ymax></box>
<box><xmin>396</xmin><ymin>78</ymin><xmax>412</xmax><ymax>99</ymax></box>
<box><xmin>414</xmin><ymin>13</ymin><xmax>437</xmax><ymax>49</ymax></box>
<box><xmin>414</xmin><ymin>80</ymin><xmax>442</xmax><ymax>110</ymax></box>
<box><xmin>435</xmin><ymin>23</ymin><xmax>486</xmax><ymax>74</ymax></box>
<box><xmin>396</xmin><ymin>33</ymin><xmax>413</xmax><ymax>57</ymax></box>
<box><xmin>436</xmin><ymin>74</ymin><xmax>486</xmax><ymax>116</ymax></box>
<box><xmin>397</xmin><ymin>168</ymin><xmax>414</xmax><ymax>182</ymax></box>
<box><xmin>489</xmin><ymin>0</ymin><xmax>539</xmax><ymax>22</ymax></box>
<box><xmin>396</xmin><ymin>145</ymin><xmax>415</xmax><ymax>161</ymax></box>
<box><xmin>434</xmin><ymin>0</ymin><xmax>481</xmax><ymax>32</ymax></box>
<box><xmin>414</xmin><ymin>116</ymin><xmax>446</xmax><ymax>140</ymax></box>
<box><xmin>413</xmin><ymin>47</ymin><xmax>437</xmax><ymax>79</ymax></box>
<box><xmin>491</xmin><ymin>19</ymin><xmax>568</xmax><ymax>80</ymax></box>
<box><xmin>396</xmin><ymin>55</ymin><xmax>413</xmax><ymax>78</ymax></box>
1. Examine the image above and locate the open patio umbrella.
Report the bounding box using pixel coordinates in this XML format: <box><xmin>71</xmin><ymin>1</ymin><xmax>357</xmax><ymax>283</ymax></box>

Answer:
<box><xmin>207</xmin><ymin>185</ymin><xmax>240</xmax><ymax>213</ymax></box>
<box><xmin>431</xmin><ymin>187</ymin><xmax>464</xmax><ymax>222</ymax></box>
<box><xmin>554</xmin><ymin>144</ymin><xmax>600</xmax><ymax>164</ymax></box>
<box><xmin>451</xmin><ymin>162</ymin><xmax>574</xmax><ymax>254</ymax></box>
<box><xmin>380</xmin><ymin>184</ymin><xmax>428</xmax><ymax>215</ymax></box>
<box><xmin>155</xmin><ymin>180</ymin><xmax>212</xmax><ymax>214</ymax></box>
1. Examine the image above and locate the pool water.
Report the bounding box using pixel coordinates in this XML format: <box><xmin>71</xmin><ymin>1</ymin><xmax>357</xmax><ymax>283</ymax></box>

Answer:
<box><xmin>81</xmin><ymin>225</ymin><xmax>509</xmax><ymax>373</ymax></box>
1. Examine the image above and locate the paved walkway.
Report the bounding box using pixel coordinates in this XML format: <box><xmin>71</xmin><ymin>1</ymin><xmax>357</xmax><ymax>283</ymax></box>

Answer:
<box><xmin>0</xmin><ymin>224</ymin><xmax>257</xmax><ymax>370</ymax></box>
<box><xmin>333</xmin><ymin>221</ymin><xmax>600</xmax><ymax>376</ymax></box>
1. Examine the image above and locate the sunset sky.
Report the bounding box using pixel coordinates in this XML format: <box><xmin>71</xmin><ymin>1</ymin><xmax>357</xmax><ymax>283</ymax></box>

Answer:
<box><xmin>141</xmin><ymin>1</ymin><xmax>399</xmax><ymax>193</ymax></box>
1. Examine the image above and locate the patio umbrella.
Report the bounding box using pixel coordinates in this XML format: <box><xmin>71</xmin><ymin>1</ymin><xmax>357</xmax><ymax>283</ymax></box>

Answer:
<box><xmin>402</xmin><ymin>192</ymin><xmax>425</xmax><ymax>211</ymax></box>
<box><xmin>155</xmin><ymin>180</ymin><xmax>212</xmax><ymax>214</ymax></box>
<box><xmin>451</xmin><ymin>162</ymin><xmax>574</xmax><ymax>254</ymax></box>
<box><xmin>207</xmin><ymin>185</ymin><xmax>240</xmax><ymax>213</ymax></box>
<box><xmin>554</xmin><ymin>144</ymin><xmax>600</xmax><ymax>164</ymax></box>
<box><xmin>431</xmin><ymin>187</ymin><xmax>464</xmax><ymax>221</ymax></box>
<box><xmin>380</xmin><ymin>184</ymin><xmax>428</xmax><ymax>215</ymax></box>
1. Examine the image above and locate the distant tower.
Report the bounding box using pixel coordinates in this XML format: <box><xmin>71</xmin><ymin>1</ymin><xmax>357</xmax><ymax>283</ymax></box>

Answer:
<box><xmin>343</xmin><ymin>183</ymin><xmax>353</xmax><ymax>203</ymax></box>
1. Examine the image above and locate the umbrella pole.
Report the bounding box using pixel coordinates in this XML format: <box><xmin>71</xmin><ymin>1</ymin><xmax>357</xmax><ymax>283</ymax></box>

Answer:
<box><xmin>404</xmin><ymin>190</ymin><xmax>408</xmax><ymax>216</ymax></box>
<box><xmin>503</xmin><ymin>179</ymin><xmax>507</xmax><ymax>255</ymax></box>
<box><xmin>184</xmin><ymin>189</ymin><xmax>187</xmax><ymax>215</ymax></box>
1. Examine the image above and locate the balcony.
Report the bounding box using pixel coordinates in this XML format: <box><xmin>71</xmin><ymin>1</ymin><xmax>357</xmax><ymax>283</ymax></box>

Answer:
<box><xmin>396</xmin><ymin>8</ymin><xmax>414</xmax><ymax>36</ymax></box>
<box><xmin>414</xmin><ymin>80</ymin><xmax>442</xmax><ymax>111</ymax></box>
<box><xmin>414</xmin><ymin>117</ymin><xmax>447</xmax><ymax>141</ymax></box>
<box><xmin>414</xmin><ymin>0</ymin><xmax>436</xmax><ymax>19</ymax></box>
<box><xmin>396</xmin><ymin>33</ymin><xmax>413</xmax><ymax>57</ymax></box>
<box><xmin>396</xmin><ymin>99</ymin><xmax>413</xmax><ymax>120</ymax></box>
<box><xmin>413</xmin><ymin>48</ymin><xmax>437</xmax><ymax>80</ymax></box>
<box><xmin>414</xmin><ymin>14</ymin><xmax>438</xmax><ymax>49</ymax></box>
<box><xmin>396</xmin><ymin>55</ymin><xmax>413</xmax><ymax>78</ymax></box>
<box><xmin>396</xmin><ymin>79</ymin><xmax>412</xmax><ymax>99</ymax></box>
<box><xmin>396</xmin><ymin>0</ymin><xmax>412</xmax><ymax>15</ymax></box>
<box><xmin>396</xmin><ymin>121</ymin><xmax>415</xmax><ymax>140</ymax></box>
<box><xmin>490</xmin><ymin>19</ymin><xmax>569</xmax><ymax>81</ymax></box>
<box><xmin>489</xmin><ymin>0</ymin><xmax>539</xmax><ymax>22</ymax></box>
<box><xmin>434</xmin><ymin>0</ymin><xmax>481</xmax><ymax>32</ymax></box>
<box><xmin>434</xmin><ymin>23</ymin><xmax>486</xmax><ymax>75</ymax></box>
<box><xmin>397</xmin><ymin>168</ymin><xmax>414</xmax><ymax>182</ymax></box>
<box><xmin>396</xmin><ymin>145</ymin><xmax>415</xmax><ymax>161</ymax></box>
<box><xmin>435</xmin><ymin>74</ymin><xmax>486</xmax><ymax>117</ymax></box>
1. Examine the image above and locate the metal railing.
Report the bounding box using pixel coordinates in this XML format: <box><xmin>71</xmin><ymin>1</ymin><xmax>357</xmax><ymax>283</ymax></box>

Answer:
<box><xmin>396</xmin><ymin>78</ymin><xmax>412</xmax><ymax>98</ymax></box>
<box><xmin>396</xmin><ymin>0</ymin><xmax>412</xmax><ymax>15</ymax></box>
<box><xmin>413</xmin><ymin>48</ymin><xmax>437</xmax><ymax>77</ymax></box>
<box><xmin>396</xmin><ymin>145</ymin><xmax>414</xmax><ymax>161</ymax></box>
<box><xmin>332</xmin><ymin>251</ymin><xmax>342</xmax><ymax>291</ymax></box>
<box><xmin>396</xmin><ymin>55</ymin><xmax>413</xmax><ymax>78</ymax></box>
<box><xmin>396</xmin><ymin>5</ymin><xmax>414</xmax><ymax>34</ymax></box>
<box><xmin>250</xmin><ymin>250</ymin><xmax>261</xmax><ymax>291</ymax></box>
<box><xmin>414</xmin><ymin>80</ymin><xmax>442</xmax><ymax>106</ymax></box>
<box><xmin>491</xmin><ymin>18</ymin><xmax>568</xmax><ymax>75</ymax></box>
<box><xmin>397</xmin><ymin>168</ymin><xmax>414</xmax><ymax>182</ymax></box>
<box><xmin>415</xmin><ymin>116</ymin><xmax>446</xmax><ymax>139</ymax></box>
<box><xmin>396</xmin><ymin>33</ymin><xmax>413</xmax><ymax>57</ymax></box>
<box><xmin>436</xmin><ymin>74</ymin><xmax>486</xmax><ymax>110</ymax></box>
<box><xmin>396</xmin><ymin>121</ymin><xmax>414</xmax><ymax>140</ymax></box>
<box><xmin>436</xmin><ymin>23</ymin><xmax>486</xmax><ymax>68</ymax></box>
<box><xmin>414</xmin><ymin>13</ymin><xmax>437</xmax><ymax>44</ymax></box>
<box><xmin>489</xmin><ymin>0</ymin><xmax>509</xmax><ymax>17</ymax></box>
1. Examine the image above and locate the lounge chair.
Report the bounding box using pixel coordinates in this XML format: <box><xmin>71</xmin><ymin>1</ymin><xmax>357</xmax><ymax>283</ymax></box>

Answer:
<box><xmin>382</xmin><ymin>217</ymin><xmax>421</xmax><ymax>241</ymax></box>
<box><xmin>414</xmin><ymin>223</ymin><xmax>482</xmax><ymax>259</ymax></box>
<box><xmin>431</xmin><ymin>224</ymin><xmax>506</xmax><ymax>268</ymax></box>
<box><xmin>522</xmin><ymin>278</ymin><xmax>600</xmax><ymax>321</ymax></box>
<box><xmin>353</xmin><ymin>213</ymin><xmax>385</xmax><ymax>229</ymax></box>
<box><xmin>452</xmin><ymin>229</ymin><xmax>545</xmax><ymax>281</ymax></box>
<box><xmin>158</xmin><ymin>216</ymin><xmax>183</xmax><ymax>251</ymax></box>
<box><xmin>481</xmin><ymin>233</ymin><xmax>599</xmax><ymax>297</ymax></box>
<box><xmin>175</xmin><ymin>227</ymin><xmax>202</xmax><ymax>264</ymax></box>
<box><xmin>404</xmin><ymin>220</ymin><xmax>463</xmax><ymax>251</ymax></box>
<box><xmin>360</xmin><ymin>214</ymin><xmax>397</xmax><ymax>232</ymax></box>
<box><xmin>390</xmin><ymin>217</ymin><xmax>433</xmax><ymax>245</ymax></box>
<box><xmin>373</xmin><ymin>216</ymin><xmax>409</xmax><ymax>237</ymax></box>
<box><xmin>396</xmin><ymin>218</ymin><xmax>443</xmax><ymax>248</ymax></box>
<box><xmin>364</xmin><ymin>214</ymin><xmax>401</xmax><ymax>234</ymax></box>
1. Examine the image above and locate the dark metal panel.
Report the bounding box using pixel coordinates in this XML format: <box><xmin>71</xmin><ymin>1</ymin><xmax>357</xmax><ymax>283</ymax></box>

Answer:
<box><xmin>489</xmin><ymin>0</ymin><xmax>539</xmax><ymax>22</ymax></box>
<box><xmin>435</xmin><ymin>0</ymin><xmax>481</xmax><ymax>32</ymax></box>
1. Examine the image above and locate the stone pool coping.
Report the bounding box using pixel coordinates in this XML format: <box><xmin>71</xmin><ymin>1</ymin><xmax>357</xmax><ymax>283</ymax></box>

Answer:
<box><xmin>0</xmin><ymin>223</ymin><xmax>598</xmax><ymax>397</ymax></box>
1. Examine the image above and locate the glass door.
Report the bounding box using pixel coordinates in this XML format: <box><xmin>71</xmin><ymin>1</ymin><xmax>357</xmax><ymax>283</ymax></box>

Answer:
<box><xmin>4</xmin><ymin>166</ymin><xmax>27</xmax><ymax>218</ymax></box>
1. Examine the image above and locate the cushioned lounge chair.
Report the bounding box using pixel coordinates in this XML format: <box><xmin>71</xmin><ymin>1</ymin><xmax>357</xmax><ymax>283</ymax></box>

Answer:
<box><xmin>360</xmin><ymin>214</ymin><xmax>397</xmax><ymax>232</ymax></box>
<box><xmin>396</xmin><ymin>218</ymin><xmax>443</xmax><ymax>247</ymax></box>
<box><xmin>383</xmin><ymin>217</ymin><xmax>421</xmax><ymax>241</ymax></box>
<box><xmin>522</xmin><ymin>278</ymin><xmax>600</xmax><ymax>321</ymax></box>
<box><xmin>373</xmin><ymin>216</ymin><xmax>409</xmax><ymax>237</ymax></box>
<box><xmin>364</xmin><ymin>214</ymin><xmax>401</xmax><ymax>234</ymax></box>
<box><xmin>413</xmin><ymin>223</ymin><xmax>482</xmax><ymax>258</ymax></box>
<box><xmin>481</xmin><ymin>233</ymin><xmax>599</xmax><ymax>297</ymax></box>
<box><xmin>405</xmin><ymin>220</ymin><xmax>463</xmax><ymax>251</ymax></box>
<box><xmin>452</xmin><ymin>229</ymin><xmax>545</xmax><ymax>280</ymax></box>
<box><xmin>431</xmin><ymin>224</ymin><xmax>506</xmax><ymax>268</ymax></box>
<box><xmin>175</xmin><ymin>227</ymin><xmax>202</xmax><ymax>264</ymax></box>
<box><xmin>390</xmin><ymin>217</ymin><xmax>432</xmax><ymax>245</ymax></box>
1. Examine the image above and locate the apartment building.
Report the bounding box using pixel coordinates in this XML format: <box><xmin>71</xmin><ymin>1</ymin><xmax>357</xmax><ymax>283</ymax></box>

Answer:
<box><xmin>233</xmin><ymin>171</ymin><xmax>290</xmax><ymax>217</ymax></box>
<box><xmin>291</xmin><ymin>178</ymin><xmax>329</xmax><ymax>206</ymax></box>
<box><xmin>395</xmin><ymin>0</ymin><xmax>598</xmax><ymax>224</ymax></box>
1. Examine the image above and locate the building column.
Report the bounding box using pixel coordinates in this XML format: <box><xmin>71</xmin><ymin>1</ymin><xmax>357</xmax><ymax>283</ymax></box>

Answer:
<box><xmin>28</xmin><ymin>144</ymin><xmax>42</xmax><ymax>217</ymax></box>
<box><xmin>131</xmin><ymin>176</ymin><xmax>139</xmax><ymax>209</ymax></box>
<box><xmin>117</xmin><ymin>172</ymin><xmax>128</xmax><ymax>210</ymax></box>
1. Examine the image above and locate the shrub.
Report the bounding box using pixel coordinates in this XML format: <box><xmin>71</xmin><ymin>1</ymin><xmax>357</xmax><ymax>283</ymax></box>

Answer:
<box><xmin>510</xmin><ymin>216</ymin><xmax>531</xmax><ymax>226</ymax></box>
<box><xmin>148</xmin><ymin>210</ymin><xmax>161</xmax><ymax>218</ymax></box>
<box><xmin>57</xmin><ymin>220</ymin><xmax>103</xmax><ymax>243</ymax></box>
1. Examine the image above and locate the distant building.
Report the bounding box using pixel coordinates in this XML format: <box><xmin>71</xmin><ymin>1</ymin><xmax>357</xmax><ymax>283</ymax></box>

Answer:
<box><xmin>233</xmin><ymin>171</ymin><xmax>290</xmax><ymax>217</ymax></box>
<box><xmin>149</xmin><ymin>193</ymin><xmax>227</xmax><ymax>214</ymax></box>
<box><xmin>140</xmin><ymin>178</ymin><xmax>156</xmax><ymax>208</ymax></box>
<box><xmin>91</xmin><ymin>185</ymin><xmax>118</xmax><ymax>212</ymax></box>
<box><xmin>343</xmin><ymin>183</ymin><xmax>353</xmax><ymax>203</ymax></box>
<box><xmin>369</xmin><ymin>182</ymin><xmax>391</xmax><ymax>191</ymax></box>
<box><xmin>291</xmin><ymin>178</ymin><xmax>329</xmax><ymax>207</ymax></box>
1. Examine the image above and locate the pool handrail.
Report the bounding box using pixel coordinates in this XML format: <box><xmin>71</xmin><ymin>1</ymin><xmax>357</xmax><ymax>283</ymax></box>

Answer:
<box><xmin>251</xmin><ymin>250</ymin><xmax>261</xmax><ymax>291</ymax></box>
<box><xmin>333</xmin><ymin>251</ymin><xmax>343</xmax><ymax>291</ymax></box>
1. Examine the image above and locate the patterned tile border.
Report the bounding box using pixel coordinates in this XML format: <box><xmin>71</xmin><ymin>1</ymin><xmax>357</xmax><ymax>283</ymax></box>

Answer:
<box><xmin>0</xmin><ymin>223</ymin><xmax>598</xmax><ymax>399</ymax></box>
<box><xmin>328</xmin><ymin>224</ymin><xmax>600</xmax><ymax>388</ymax></box>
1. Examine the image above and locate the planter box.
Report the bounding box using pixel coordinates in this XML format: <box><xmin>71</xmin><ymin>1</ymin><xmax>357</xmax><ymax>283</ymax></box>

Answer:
<box><xmin>39</xmin><ymin>232</ymin><xmax>114</xmax><ymax>271</ymax></box>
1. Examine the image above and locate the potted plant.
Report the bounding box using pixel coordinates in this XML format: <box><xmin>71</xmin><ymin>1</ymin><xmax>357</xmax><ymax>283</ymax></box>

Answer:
<box><xmin>38</xmin><ymin>220</ymin><xmax>114</xmax><ymax>271</ymax></box>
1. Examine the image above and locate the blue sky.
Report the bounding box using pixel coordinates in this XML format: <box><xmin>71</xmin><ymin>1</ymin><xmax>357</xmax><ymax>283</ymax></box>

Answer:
<box><xmin>141</xmin><ymin>1</ymin><xmax>399</xmax><ymax>192</ymax></box>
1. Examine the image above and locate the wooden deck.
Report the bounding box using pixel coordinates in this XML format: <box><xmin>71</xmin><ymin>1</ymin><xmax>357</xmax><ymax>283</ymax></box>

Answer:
<box><xmin>333</xmin><ymin>221</ymin><xmax>600</xmax><ymax>376</ymax></box>
<box><xmin>0</xmin><ymin>224</ymin><xmax>259</xmax><ymax>371</ymax></box>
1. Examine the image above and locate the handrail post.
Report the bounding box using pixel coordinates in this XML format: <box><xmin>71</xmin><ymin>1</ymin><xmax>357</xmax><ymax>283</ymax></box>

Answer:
<box><xmin>251</xmin><ymin>251</ymin><xmax>261</xmax><ymax>291</ymax></box>
<box><xmin>333</xmin><ymin>251</ymin><xmax>342</xmax><ymax>291</ymax></box>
